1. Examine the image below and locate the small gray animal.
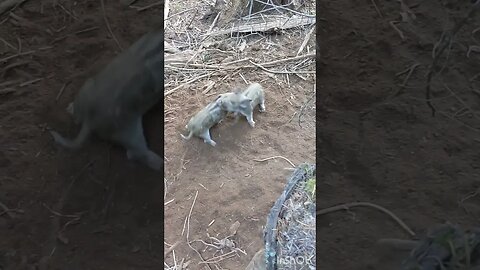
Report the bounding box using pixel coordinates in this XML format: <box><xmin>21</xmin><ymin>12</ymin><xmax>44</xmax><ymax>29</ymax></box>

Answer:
<box><xmin>49</xmin><ymin>30</ymin><xmax>164</xmax><ymax>171</ymax></box>
<box><xmin>180</xmin><ymin>98</ymin><xmax>226</xmax><ymax>146</ymax></box>
<box><xmin>219</xmin><ymin>83</ymin><xmax>266</xmax><ymax>127</ymax></box>
<box><xmin>216</xmin><ymin>91</ymin><xmax>252</xmax><ymax>122</ymax></box>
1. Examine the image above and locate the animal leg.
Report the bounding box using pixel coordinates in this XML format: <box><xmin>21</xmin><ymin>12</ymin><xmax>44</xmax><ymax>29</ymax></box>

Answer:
<box><xmin>200</xmin><ymin>129</ymin><xmax>216</xmax><ymax>146</ymax></box>
<box><xmin>50</xmin><ymin>123</ymin><xmax>91</xmax><ymax>149</ymax></box>
<box><xmin>259</xmin><ymin>100</ymin><xmax>266</xmax><ymax>112</ymax></box>
<box><xmin>241</xmin><ymin>111</ymin><xmax>255</xmax><ymax>127</ymax></box>
<box><xmin>180</xmin><ymin>131</ymin><xmax>193</xmax><ymax>140</ymax></box>
<box><xmin>113</xmin><ymin>118</ymin><xmax>163</xmax><ymax>171</ymax></box>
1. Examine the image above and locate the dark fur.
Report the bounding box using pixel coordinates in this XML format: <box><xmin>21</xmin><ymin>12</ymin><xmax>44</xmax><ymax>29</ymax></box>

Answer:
<box><xmin>50</xmin><ymin>30</ymin><xmax>164</xmax><ymax>171</ymax></box>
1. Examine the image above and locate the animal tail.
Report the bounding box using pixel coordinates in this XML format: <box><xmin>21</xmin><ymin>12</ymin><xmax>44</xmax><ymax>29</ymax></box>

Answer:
<box><xmin>50</xmin><ymin>124</ymin><xmax>91</xmax><ymax>149</ymax></box>
<box><xmin>180</xmin><ymin>131</ymin><xmax>193</xmax><ymax>140</ymax></box>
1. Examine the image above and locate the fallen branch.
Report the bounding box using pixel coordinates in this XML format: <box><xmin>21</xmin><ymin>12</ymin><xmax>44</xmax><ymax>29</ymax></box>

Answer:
<box><xmin>317</xmin><ymin>201</ymin><xmax>416</xmax><ymax>237</ymax></box>
<box><xmin>208</xmin><ymin>15</ymin><xmax>315</xmax><ymax>36</ymax></box>
<box><xmin>164</xmin><ymin>73</ymin><xmax>214</xmax><ymax>97</ymax></box>
<box><xmin>297</xmin><ymin>24</ymin><xmax>315</xmax><ymax>56</ymax></box>
<box><xmin>249</xmin><ymin>60</ymin><xmax>315</xmax><ymax>74</ymax></box>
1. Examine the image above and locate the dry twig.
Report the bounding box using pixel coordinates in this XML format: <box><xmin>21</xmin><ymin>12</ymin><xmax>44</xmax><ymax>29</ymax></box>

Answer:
<box><xmin>100</xmin><ymin>0</ymin><xmax>122</xmax><ymax>51</ymax></box>
<box><xmin>0</xmin><ymin>201</ymin><xmax>24</xmax><ymax>218</ymax></box>
<box><xmin>253</xmin><ymin>155</ymin><xmax>296</xmax><ymax>168</ymax></box>
<box><xmin>297</xmin><ymin>24</ymin><xmax>315</xmax><ymax>56</ymax></box>
<box><xmin>426</xmin><ymin>0</ymin><xmax>480</xmax><ymax>116</ymax></box>
<box><xmin>184</xmin><ymin>190</ymin><xmax>213</xmax><ymax>269</ymax></box>
<box><xmin>317</xmin><ymin>202</ymin><xmax>416</xmax><ymax>237</ymax></box>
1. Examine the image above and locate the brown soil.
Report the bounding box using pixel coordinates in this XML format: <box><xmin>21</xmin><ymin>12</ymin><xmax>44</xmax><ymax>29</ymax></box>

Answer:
<box><xmin>319</xmin><ymin>0</ymin><xmax>480</xmax><ymax>269</ymax></box>
<box><xmin>0</xmin><ymin>1</ymin><xmax>316</xmax><ymax>270</ymax></box>
<box><xmin>0</xmin><ymin>1</ymin><xmax>164</xmax><ymax>269</ymax></box>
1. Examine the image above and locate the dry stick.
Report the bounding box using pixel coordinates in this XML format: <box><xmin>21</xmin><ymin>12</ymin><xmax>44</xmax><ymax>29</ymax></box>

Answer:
<box><xmin>42</xmin><ymin>203</ymin><xmax>80</xmax><ymax>219</ymax></box>
<box><xmin>317</xmin><ymin>202</ymin><xmax>416</xmax><ymax>237</ymax></box>
<box><xmin>165</xmin><ymin>241</ymin><xmax>181</xmax><ymax>257</ymax></box>
<box><xmin>253</xmin><ymin>156</ymin><xmax>295</xmax><ymax>168</ymax></box>
<box><xmin>55</xmin><ymin>82</ymin><xmax>69</xmax><ymax>101</ymax></box>
<box><xmin>298</xmin><ymin>90</ymin><xmax>316</xmax><ymax>127</ymax></box>
<box><xmin>296</xmin><ymin>24</ymin><xmax>315</xmax><ymax>56</ymax></box>
<box><xmin>0</xmin><ymin>50</ymin><xmax>35</xmax><ymax>62</ymax></box>
<box><xmin>133</xmin><ymin>1</ymin><xmax>163</xmax><ymax>12</ymax></box>
<box><xmin>57</xmin><ymin>2</ymin><xmax>78</xmax><ymax>20</ymax></box>
<box><xmin>164</xmin><ymin>0</ymin><xmax>169</xmax><ymax>19</ymax></box>
<box><xmin>100</xmin><ymin>0</ymin><xmax>122</xmax><ymax>51</ymax></box>
<box><xmin>426</xmin><ymin>0</ymin><xmax>480</xmax><ymax>117</ymax></box>
<box><xmin>167</xmin><ymin>53</ymin><xmax>315</xmax><ymax>70</ymax></box>
<box><xmin>199</xmin><ymin>250</ymin><xmax>237</xmax><ymax>264</ymax></box>
<box><xmin>0</xmin><ymin>201</ymin><xmax>24</xmax><ymax>218</ymax></box>
<box><xmin>52</xmin><ymin>26</ymin><xmax>100</xmax><ymax>43</ymax></box>
<box><xmin>390</xmin><ymin>21</ymin><xmax>405</xmax><ymax>40</ymax></box>
<box><xmin>164</xmin><ymin>7</ymin><xmax>197</xmax><ymax>21</ymax></box>
<box><xmin>0</xmin><ymin>46</ymin><xmax>52</xmax><ymax>63</ymax></box>
<box><xmin>370</xmin><ymin>0</ymin><xmax>383</xmax><ymax>17</ymax></box>
<box><xmin>185</xmin><ymin>190</ymin><xmax>213</xmax><ymax>270</ymax></box>
<box><xmin>470</xmin><ymin>72</ymin><xmax>480</xmax><ymax>82</ymax></box>
<box><xmin>391</xmin><ymin>63</ymin><xmax>420</xmax><ymax>98</ymax></box>
<box><xmin>261</xmin><ymin>52</ymin><xmax>316</xmax><ymax>67</ymax></box>
<box><xmin>249</xmin><ymin>60</ymin><xmax>315</xmax><ymax>74</ymax></box>
<box><xmin>16</xmin><ymin>37</ymin><xmax>21</xmax><ymax>53</ymax></box>
<box><xmin>164</xmin><ymin>73</ymin><xmax>214</xmax><ymax>97</ymax></box>
<box><xmin>0</xmin><ymin>38</ymin><xmax>17</xmax><ymax>50</ymax></box>
<box><xmin>19</xmin><ymin>78</ymin><xmax>42</xmax><ymax>87</ymax></box>
<box><xmin>1</xmin><ymin>60</ymin><xmax>29</xmax><ymax>76</ymax></box>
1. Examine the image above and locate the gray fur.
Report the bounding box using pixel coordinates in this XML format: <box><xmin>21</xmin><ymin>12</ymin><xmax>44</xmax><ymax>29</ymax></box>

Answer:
<box><xmin>49</xmin><ymin>30</ymin><xmax>164</xmax><ymax>171</ymax></box>
<box><xmin>180</xmin><ymin>99</ymin><xmax>226</xmax><ymax>146</ymax></box>
<box><xmin>218</xmin><ymin>83</ymin><xmax>266</xmax><ymax>127</ymax></box>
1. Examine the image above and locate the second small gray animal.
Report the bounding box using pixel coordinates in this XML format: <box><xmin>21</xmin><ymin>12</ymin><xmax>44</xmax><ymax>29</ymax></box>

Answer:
<box><xmin>233</xmin><ymin>83</ymin><xmax>266</xmax><ymax>127</ymax></box>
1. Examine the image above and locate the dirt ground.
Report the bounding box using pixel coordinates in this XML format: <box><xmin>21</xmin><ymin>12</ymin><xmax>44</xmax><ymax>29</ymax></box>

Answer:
<box><xmin>0</xmin><ymin>1</ymin><xmax>165</xmax><ymax>269</ymax></box>
<box><xmin>319</xmin><ymin>0</ymin><xmax>480</xmax><ymax>269</ymax></box>
<box><xmin>0</xmin><ymin>1</ymin><xmax>316</xmax><ymax>270</ymax></box>
<box><xmin>163</xmin><ymin>2</ymin><xmax>316</xmax><ymax>269</ymax></box>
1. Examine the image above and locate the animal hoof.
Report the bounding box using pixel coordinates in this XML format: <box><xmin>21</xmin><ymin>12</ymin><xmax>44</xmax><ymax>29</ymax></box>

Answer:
<box><xmin>209</xmin><ymin>141</ymin><xmax>217</xmax><ymax>147</ymax></box>
<box><xmin>249</xmin><ymin>121</ymin><xmax>255</xmax><ymax>127</ymax></box>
